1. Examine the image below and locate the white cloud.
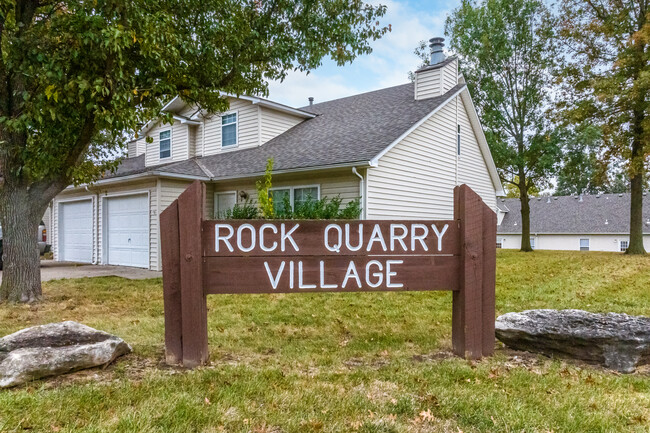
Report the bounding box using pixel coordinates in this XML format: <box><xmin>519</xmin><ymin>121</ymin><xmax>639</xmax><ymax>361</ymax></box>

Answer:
<box><xmin>267</xmin><ymin>0</ymin><xmax>455</xmax><ymax>107</ymax></box>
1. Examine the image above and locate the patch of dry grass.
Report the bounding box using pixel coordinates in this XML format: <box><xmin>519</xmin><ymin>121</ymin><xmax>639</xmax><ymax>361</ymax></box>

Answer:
<box><xmin>0</xmin><ymin>250</ymin><xmax>649</xmax><ymax>432</ymax></box>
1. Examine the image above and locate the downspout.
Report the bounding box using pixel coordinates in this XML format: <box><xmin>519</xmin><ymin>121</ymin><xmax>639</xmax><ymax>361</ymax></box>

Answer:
<box><xmin>352</xmin><ymin>167</ymin><xmax>365</xmax><ymax>219</ymax></box>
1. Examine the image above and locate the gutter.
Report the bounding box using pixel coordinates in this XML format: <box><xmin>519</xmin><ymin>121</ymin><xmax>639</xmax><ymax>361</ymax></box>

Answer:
<box><xmin>65</xmin><ymin>160</ymin><xmax>373</xmax><ymax>190</ymax></box>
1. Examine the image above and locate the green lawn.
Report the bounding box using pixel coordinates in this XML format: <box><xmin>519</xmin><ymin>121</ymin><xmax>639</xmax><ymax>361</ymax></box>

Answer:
<box><xmin>1</xmin><ymin>250</ymin><xmax>649</xmax><ymax>432</ymax></box>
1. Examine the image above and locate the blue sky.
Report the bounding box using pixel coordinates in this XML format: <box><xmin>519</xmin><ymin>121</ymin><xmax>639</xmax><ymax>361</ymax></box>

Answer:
<box><xmin>267</xmin><ymin>0</ymin><xmax>459</xmax><ymax>108</ymax></box>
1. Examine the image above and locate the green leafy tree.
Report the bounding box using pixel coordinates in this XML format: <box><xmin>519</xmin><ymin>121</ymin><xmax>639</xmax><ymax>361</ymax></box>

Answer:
<box><xmin>555</xmin><ymin>124</ymin><xmax>606</xmax><ymax>195</ymax></box>
<box><xmin>445</xmin><ymin>0</ymin><xmax>562</xmax><ymax>252</ymax></box>
<box><xmin>0</xmin><ymin>0</ymin><xmax>388</xmax><ymax>302</ymax></box>
<box><xmin>557</xmin><ymin>0</ymin><xmax>649</xmax><ymax>254</ymax></box>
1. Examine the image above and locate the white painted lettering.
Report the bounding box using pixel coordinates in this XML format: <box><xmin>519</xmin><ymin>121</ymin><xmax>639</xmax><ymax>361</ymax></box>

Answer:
<box><xmin>319</xmin><ymin>261</ymin><xmax>338</xmax><ymax>289</ymax></box>
<box><xmin>431</xmin><ymin>223</ymin><xmax>449</xmax><ymax>252</ymax></box>
<box><xmin>324</xmin><ymin>224</ymin><xmax>342</xmax><ymax>253</ymax></box>
<box><xmin>281</xmin><ymin>223</ymin><xmax>300</xmax><ymax>252</ymax></box>
<box><xmin>366</xmin><ymin>224</ymin><xmax>387</xmax><ymax>252</ymax></box>
<box><xmin>298</xmin><ymin>261</ymin><xmax>316</xmax><ymax>289</ymax></box>
<box><xmin>411</xmin><ymin>224</ymin><xmax>429</xmax><ymax>252</ymax></box>
<box><xmin>259</xmin><ymin>223</ymin><xmax>278</xmax><ymax>252</ymax></box>
<box><xmin>215</xmin><ymin>224</ymin><xmax>234</xmax><ymax>252</ymax></box>
<box><xmin>289</xmin><ymin>260</ymin><xmax>295</xmax><ymax>289</ymax></box>
<box><xmin>264</xmin><ymin>261</ymin><xmax>285</xmax><ymax>289</ymax></box>
<box><xmin>342</xmin><ymin>261</ymin><xmax>362</xmax><ymax>289</ymax></box>
<box><xmin>345</xmin><ymin>224</ymin><xmax>363</xmax><ymax>251</ymax></box>
<box><xmin>237</xmin><ymin>224</ymin><xmax>256</xmax><ymax>252</ymax></box>
<box><xmin>386</xmin><ymin>260</ymin><xmax>403</xmax><ymax>288</ymax></box>
<box><xmin>390</xmin><ymin>224</ymin><xmax>408</xmax><ymax>251</ymax></box>
<box><xmin>365</xmin><ymin>260</ymin><xmax>383</xmax><ymax>288</ymax></box>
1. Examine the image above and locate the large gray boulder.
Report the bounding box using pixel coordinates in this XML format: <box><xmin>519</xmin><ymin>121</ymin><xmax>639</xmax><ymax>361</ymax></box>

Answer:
<box><xmin>0</xmin><ymin>321</ymin><xmax>131</xmax><ymax>388</ymax></box>
<box><xmin>495</xmin><ymin>309</ymin><xmax>650</xmax><ymax>373</ymax></box>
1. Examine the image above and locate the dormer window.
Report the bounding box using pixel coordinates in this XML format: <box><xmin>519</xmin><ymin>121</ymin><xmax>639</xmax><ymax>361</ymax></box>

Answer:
<box><xmin>222</xmin><ymin>112</ymin><xmax>237</xmax><ymax>147</ymax></box>
<box><xmin>159</xmin><ymin>130</ymin><xmax>171</xmax><ymax>159</ymax></box>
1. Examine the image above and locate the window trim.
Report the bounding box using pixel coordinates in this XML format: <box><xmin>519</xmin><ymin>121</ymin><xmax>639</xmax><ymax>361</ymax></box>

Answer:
<box><xmin>620</xmin><ymin>240</ymin><xmax>629</xmax><ymax>252</ymax></box>
<box><xmin>269</xmin><ymin>184</ymin><xmax>321</xmax><ymax>210</ymax></box>
<box><xmin>579</xmin><ymin>238</ymin><xmax>590</xmax><ymax>251</ymax></box>
<box><xmin>214</xmin><ymin>191</ymin><xmax>238</xmax><ymax>218</ymax></box>
<box><xmin>159</xmin><ymin>129</ymin><xmax>172</xmax><ymax>160</ymax></box>
<box><xmin>221</xmin><ymin>111</ymin><xmax>239</xmax><ymax>148</ymax></box>
<box><xmin>496</xmin><ymin>238</ymin><xmax>503</xmax><ymax>249</ymax></box>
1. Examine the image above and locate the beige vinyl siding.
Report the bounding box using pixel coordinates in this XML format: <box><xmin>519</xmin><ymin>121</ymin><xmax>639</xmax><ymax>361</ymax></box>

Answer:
<box><xmin>415</xmin><ymin>68</ymin><xmax>442</xmax><ymax>100</ymax></box>
<box><xmin>442</xmin><ymin>58</ymin><xmax>458</xmax><ymax>93</ymax></box>
<box><xmin>203</xmin><ymin>98</ymin><xmax>260</xmax><ymax>156</ymax></box>
<box><xmin>260</xmin><ymin>107</ymin><xmax>304</xmax><ymax>144</ymax></box>
<box><xmin>188</xmin><ymin>125</ymin><xmax>197</xmax><ymax>158</ymax></box>
<box><xmin>415</xmin><ymin>60</ymin><xmax>458</xmax><ymax>100</ymax></box>
<box><xmin>127</xmin><ymin>140</ymin><xmax>137</xmax><ymax>158</ymax></box>
<box><xmin>457</xmin><ymin>96</ymin><xmax>497</xmax><ymax>210</ymax></box>
<box><xmin>366</xmin><ymin>100</ymin><xmax>458</xmax><ymax>220</ymax></box>
<box><xmin>144</xmin><ymin>120</ymin><xmax>189</xmax><ymax>166</ymax></box>
<box><xmin>211</xmin><ymin>170</ymin><xmax>360</xmax><ymax>218</ymax></box>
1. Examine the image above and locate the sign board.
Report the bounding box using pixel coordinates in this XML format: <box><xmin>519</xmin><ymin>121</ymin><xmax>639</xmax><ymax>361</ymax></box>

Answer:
<box><xmin>161</xmin><ymin>181</ymin><xmax>496</xmax><ymax>368</ymax></box>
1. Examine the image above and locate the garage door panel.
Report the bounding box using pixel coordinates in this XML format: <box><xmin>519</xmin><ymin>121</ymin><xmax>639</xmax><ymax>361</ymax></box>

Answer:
<box><xmin>59</xmin><ymin>200</ymin><xmax>93</xmax><ymax>263</ymax></box>
<box><xmin>106</xmin><ymin>194</ymin><xmax>149</xmax><ymax>268</ymax></box>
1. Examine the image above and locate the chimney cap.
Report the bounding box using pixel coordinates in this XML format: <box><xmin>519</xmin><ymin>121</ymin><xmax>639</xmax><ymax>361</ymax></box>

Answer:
<box><xmin>428</xmin><ymin>37</ymin><xmax>446</xmax><ymax>65</ymax></box>
<box><xmin>308</xmin><ymin>96</ymin><xmax>314</xmax><ymax>106</ymax></box>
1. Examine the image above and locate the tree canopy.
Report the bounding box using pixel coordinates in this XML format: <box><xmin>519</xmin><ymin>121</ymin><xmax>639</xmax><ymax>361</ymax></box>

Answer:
<box><xmin>445</xmin><ymin>0</ymin><xmax>562</xmax><ymax>251</ymax></box>
<box><xmin>558</xmin><ymin>0</ymin><xmax>648</xmax><ymax>253</ymax></box>
<box><xmin>0</xmin><ymin>0</ymin><xmax>388</xmax><ymax>302</ymax></box>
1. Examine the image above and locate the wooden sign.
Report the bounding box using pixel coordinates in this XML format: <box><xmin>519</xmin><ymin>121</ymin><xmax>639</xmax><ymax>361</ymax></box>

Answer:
<box><xmin>161</xmin><ymin>181</ymin><xmax>496</xmax><ymax>368</ymax></box>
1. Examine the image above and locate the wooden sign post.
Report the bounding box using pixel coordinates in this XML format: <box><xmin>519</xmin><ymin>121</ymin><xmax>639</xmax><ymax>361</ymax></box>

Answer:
<box><xmin>161</xmin><ymin>181</ymin><xmax>496</xmax><ymax>367</ymax></box>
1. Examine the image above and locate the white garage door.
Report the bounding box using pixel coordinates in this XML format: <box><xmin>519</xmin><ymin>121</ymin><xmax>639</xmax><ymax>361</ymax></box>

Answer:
<box><xmin>105</xmin><ymin>194</ymin><xmax>149</xmax><ymax>268</ymax></box>
<box><xmin>59</xmin><ymin>200</ymin><xmax>93</xmax><ymax>263</ymax></box>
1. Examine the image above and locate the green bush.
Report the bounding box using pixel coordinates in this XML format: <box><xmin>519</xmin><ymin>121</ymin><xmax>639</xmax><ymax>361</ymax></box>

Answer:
<box><xmin>221</xmin><ymin>200</ymin><xmax>259</xmax><ymax>219</ymax></box>
<box><xmin>276</xmin><ymin>194</ymin><xmax>362</xmax><ymax>220</ymax></box>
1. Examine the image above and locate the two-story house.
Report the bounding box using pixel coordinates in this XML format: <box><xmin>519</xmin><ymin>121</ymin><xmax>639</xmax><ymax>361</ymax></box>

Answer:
<box><xmin>50</xmin><ymin>38</ymin><xmax>504</xmax><ymax>270</ymax></box>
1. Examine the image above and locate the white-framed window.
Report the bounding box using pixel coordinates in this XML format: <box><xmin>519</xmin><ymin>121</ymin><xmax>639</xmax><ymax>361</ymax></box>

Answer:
<box><xmin>214</xmin><ymin>191</ymin><xmax>237</xmax><ymax>218</ymax></box>
<box><xmin>159</xmin><ymin>130</ymin><xmax>171</xmax><ymax>159</ymax></box>
<box><xmin>270</xmin><ymin>185</ymin><xmax>320</xmax><ymax>213</ymax></box>
<box><xmin>580</xmin><ymin>238</ymin><xmax>590</xmax><ymax>251</ymax></box>
<box><xmin>457</xmin><ymin>124</ymin><xmax>461</xmax><ymax>156</ymax></box>
<box><xmin>221</xmin><ymin>112</ymin><xmax>237</xmax><ymax>147</ymax></box>
<box><xmin>496</xmin><ymin>238</ymin><xmax>503</xmax><ymax>249</ymax></box>
<box><xmin>530</xmin><ymin>237</ymin><xmax>536</xmax><ymax>250</ymax></box>
<box><xmin>620</xmin><ymin>240</ymin><xmax>629</xmax><ymax>252</ymax></box>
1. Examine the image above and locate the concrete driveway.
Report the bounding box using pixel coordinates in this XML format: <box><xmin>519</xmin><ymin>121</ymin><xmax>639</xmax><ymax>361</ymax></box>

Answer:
<box><xmin>0</xmin><ymin>260</ymin><xmax>162</xmax><ymax>283</ymax></box>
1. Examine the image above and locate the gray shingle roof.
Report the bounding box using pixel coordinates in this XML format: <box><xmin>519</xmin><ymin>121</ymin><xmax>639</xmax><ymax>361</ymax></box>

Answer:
<box><xmin>101</xmin><ymin>154</ymin><xmax>209</xmax><ymax>180</ymax></box>
<box><xmin>110</xmin><ymin>82</ymin><xmax>464</xmax><ymax>181</ymax></box>
<box><xmin>497</xmin><ymin>194</ymin><xmax>650</xmax><ymax>234</ymax></box>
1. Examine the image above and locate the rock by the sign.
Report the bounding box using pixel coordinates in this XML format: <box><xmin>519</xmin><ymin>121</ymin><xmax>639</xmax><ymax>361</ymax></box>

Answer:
<box><xmin>0</xmin><ymin>321</ymin><xmax>131</xmax><ymax>388</ymax></box>
<box><xmin>495</xmin><ymin>309</ymin><xmax>650</xmax><ymax>373</ymax></box>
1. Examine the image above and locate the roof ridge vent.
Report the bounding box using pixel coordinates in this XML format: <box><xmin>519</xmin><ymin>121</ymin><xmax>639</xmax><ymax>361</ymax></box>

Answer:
<box><xmin>547</xmin><ymin>197</ymin><xmax>551</xmax><ymax>203</ymax></box>
<box><xmin>579</xmin><ymin>195</ymin><xmax>583</xmax><ymax>202</ymax></box>
<box><xmin>619</xmin><ymin>193</ymin><xmax>623</xmax><ymax>197</ymax></box>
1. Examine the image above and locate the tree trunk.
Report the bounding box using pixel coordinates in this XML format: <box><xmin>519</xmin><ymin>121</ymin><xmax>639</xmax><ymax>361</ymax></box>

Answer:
<box><xmin>0</xmin><ymin>187</ymin><xmax>46</xmax><ymax>302</ymax></box>
<box><xmin>626</xmin><ymin>124</ymin><xmax>646</xmax><ymax>255</ymax></box>
<box><xmin>519</xmin><ymin>175</ymin><xmax>533</xmax><ymax>252</ymax></box>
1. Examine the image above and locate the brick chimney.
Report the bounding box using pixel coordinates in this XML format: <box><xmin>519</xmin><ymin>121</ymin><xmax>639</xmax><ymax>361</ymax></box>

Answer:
<box><xmin>414</xmin><ymin>37</ymin><xmax>458</xmax><ymax>100</ymax></box>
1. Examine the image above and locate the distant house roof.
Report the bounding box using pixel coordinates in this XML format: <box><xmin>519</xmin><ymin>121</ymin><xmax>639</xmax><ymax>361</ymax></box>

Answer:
<box><xmin>497</xmin><ymin>194</ymin><xmax>650</xmax><ymax>235</ymax></box>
